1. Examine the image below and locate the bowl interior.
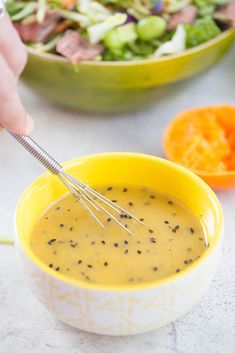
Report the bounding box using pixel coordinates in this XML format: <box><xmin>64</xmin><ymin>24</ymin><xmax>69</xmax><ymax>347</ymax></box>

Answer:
<box><xmin>16</xmin><ymin>153</ymin><xmax>223</xmax><ymax>285</ymax></box>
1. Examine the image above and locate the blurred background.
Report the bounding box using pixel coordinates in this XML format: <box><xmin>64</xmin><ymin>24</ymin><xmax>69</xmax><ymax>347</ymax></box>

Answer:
<box><xmin>1</xmin><ymin>45</ymin><xmax>235</xmax><ymax>238</ymax></box>
<box><xmin>0</xmin><ymin>41</ymin><xmax>235</xmax><ymax>353</ymax></box>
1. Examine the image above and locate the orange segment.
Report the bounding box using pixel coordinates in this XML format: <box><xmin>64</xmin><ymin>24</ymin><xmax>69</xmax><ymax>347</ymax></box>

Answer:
<box><xmin>163</xmin><ymin>105</ymin><xmax>235</xmax><ymax>189</ymax></box>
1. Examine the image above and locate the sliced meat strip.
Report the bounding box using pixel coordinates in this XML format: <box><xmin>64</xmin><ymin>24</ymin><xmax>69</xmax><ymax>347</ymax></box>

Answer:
<box><xmin>56</xmin><ymin>30</ymin><xmax>104</xmax><ymax>62</ymax></box>
<box><xmin>167</xmin><ymin>5</ymin><xmax>198</xmax><ymax>30</ymax></box>
<box><xmin>214</xmin><ymin>1</ymin><xmax>235</xmax><ymax>28</ymax></box>
<box><xmin>14</xmin><ymin>13</ymin><xmax>61</xmax><ymax>42</ymax></box>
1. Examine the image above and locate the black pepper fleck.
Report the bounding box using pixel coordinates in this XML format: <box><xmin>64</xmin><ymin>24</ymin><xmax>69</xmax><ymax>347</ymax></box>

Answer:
<box><xmin>70</xmin><ymin>243</ymin><xmax>77</xmax><ymax>248</ymax></box>
<box><xmin>114</xmin><ymin>243</ymin><xmax>119</xmax><ymax>247</ymax></box>
<box><xmin>153</xmin><ymin>266</ymin><xmax>158</xmax><ymax>271</ymax></box>
<box><xmin>123</xmin><ymin>188</ymin><xmax>128</xmax><ymax>192</ymax></box>
<box><xmin>172</xmin><ymin>225</ymin><xmax>180</xmax><ymax>233</ymax></box>
<box><xmin>120</xmin><ymin>213</ymin><xmax>128</xmax><ymax>219</ymax></box>
<box><xmin>48</xmin><ymin>238</ymin><xmax>56</xmax><ymax>245</ymax></box>
<box><xmin>149</xmin><ymin>229</ymin><xmax>154</xmax><ymax>233</ymax></box>
<box><xmin>104</xmin><ymin>262</ymin><xmax>108</xmax><ymax>266</ymax></box>
<box><xmin>150</xmin><ymin>237</ymin><xmax>157</xmax><ymax>243</ymax></box>
<box><xmin>137</xmin><ymin>250</ymin><xmax>142</xmax><ymax>254</ymax></box>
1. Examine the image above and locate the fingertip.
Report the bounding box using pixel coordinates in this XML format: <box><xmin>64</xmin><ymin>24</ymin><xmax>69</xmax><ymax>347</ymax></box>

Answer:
<box><xmin>24</xmin><ymin>113</ymin><xmax>34</xmax><ymax>135</ymax></box>
<box><xmin>7</xmin><ymin>114</ymin><xmax>34</xmax><ymax>135</ymax></box>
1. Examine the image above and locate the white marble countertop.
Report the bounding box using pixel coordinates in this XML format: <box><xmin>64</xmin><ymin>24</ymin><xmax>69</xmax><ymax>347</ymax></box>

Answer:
<box><xmin>1</xmin><ymin>45</ymin><xmax>235</xmax><ymax>353</ymax></box>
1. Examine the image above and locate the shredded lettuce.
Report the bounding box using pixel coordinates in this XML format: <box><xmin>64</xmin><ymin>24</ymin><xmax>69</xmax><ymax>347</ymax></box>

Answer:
<box><xmin>193</xmin><ymin>0</ymin><xmax>231</xmax><ymax>17</ymax></box>
<box><xmin>5</xmin><ymin>0</ymin><xmax>25</xmax><ymax>16</ymax></box>
<box><xmin>99</xmin><ymin>0</ymin><xmax>133</xmax><ymax>8</ymax></box>
<box><xmin>54</xmin><ymin>8</ymin><xmax>91</xmax><ymax>27</ymax></box>
<box><xmin>36</xmin><ymin>0</ymin><xmax>47</xmax><ymax>24</ymax></box>
<box><xmin>193</xmin><ymin>0</ymin><xmax>215</xmax><ymax>16</ymax></box>
<box><xmin>164</xmin><ymin>0</ymin><xmax>192</xmax><ymax>13</ymax></box>
<box><xmin>104</xmin><ymin>23</ymin><xmax>137</xmax><ymax>50</ymax></box>
<box><xmin>88</xmin><ymin>12</ymin><xmax>127</xmax><ymax>44</ymax></box>
<box><xmin>154</xmin><ymin>24</ymin><xmax>186</xmax><ymax>57</ymax></box>
<box><xmin>77</xmin><ymin>0</ymin><xmax>111</xmax><ymax>23</ymax></box>
<box><xmin>29</xmin><ymin>35</ymin><xmax>61</xmax><ymax>52</ymax></box>
<box><xmin>128</xmin><ymin>40</ymin><xmax>156</xmax><ymax>55</ymax></box>
<box><xmin>11</xmin><ymin>2</ymin><xmax>37</xmax><ymax>21</ymax></box>
<box><xmin>185</xmin><ymin>17</ymin><xmax>221</xmax><ymax>48</ymax></box>
<box><xmin>7</xmin><ymin>0</ymin><xmax>230</xmax><ymax>62</ymax></box>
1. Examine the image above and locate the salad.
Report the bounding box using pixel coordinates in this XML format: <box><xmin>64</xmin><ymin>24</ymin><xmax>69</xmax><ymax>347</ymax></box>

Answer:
<box><xmin>7</xmin><ymin>0</ymin><xmax>235</xmax><ymax>62</ymax></box>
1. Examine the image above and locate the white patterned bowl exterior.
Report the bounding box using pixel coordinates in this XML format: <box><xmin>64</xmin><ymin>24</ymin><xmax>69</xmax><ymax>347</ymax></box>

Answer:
<box><xmin>15</xmin><ymin>154</ymin><xmax>223</xmax><ymax>335</ymax></box>
<box><xmin>18</xmin><ymin>241</ymin><xmax>221</xmax><ymax>335</ymax></box>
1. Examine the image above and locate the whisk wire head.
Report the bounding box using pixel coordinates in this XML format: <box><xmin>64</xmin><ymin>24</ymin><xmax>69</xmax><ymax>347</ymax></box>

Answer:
<box><xmin>59</xmin><ymin>171</ymin><xmax>143</xmax><ymax>233</ymax></box>
<box><xmin>8</xmin><ymin>132</ymin><xmax>143</xmax><ymax>234</ymax></box>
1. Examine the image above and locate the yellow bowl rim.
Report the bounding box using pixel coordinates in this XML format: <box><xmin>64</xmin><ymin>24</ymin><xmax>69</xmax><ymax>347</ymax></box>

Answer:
<box><xmin>26</xmin><ymin>29</ymin><xmax>235</xmax><ymax>67</ymax></box>
<box><xmin>16</xmin><ymin>152</ymin><xmax>224</xmax><ymax>292</ymax></box>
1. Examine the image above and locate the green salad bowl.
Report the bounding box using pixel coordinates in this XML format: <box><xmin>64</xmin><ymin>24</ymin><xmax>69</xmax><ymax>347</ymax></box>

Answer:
<box><xmin>22</xmin><ymin>29</ymin><xmax>235</xmax><ymax>113</ymax></box>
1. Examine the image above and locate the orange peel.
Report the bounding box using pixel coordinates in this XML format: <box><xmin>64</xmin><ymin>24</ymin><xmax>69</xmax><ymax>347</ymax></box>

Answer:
<box><xmin>163</xmin><ymin>105</ymin><xmax>235</xmax><ymax>190</ymax></box>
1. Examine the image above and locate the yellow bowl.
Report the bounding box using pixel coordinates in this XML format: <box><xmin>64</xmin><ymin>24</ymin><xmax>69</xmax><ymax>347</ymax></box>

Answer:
<box><xmin>16</xmin><ymin>153</ymin><xmax>223</xmax><ymax>335</ymax></box>
<box><xmin>22</xmin><ymin>29</ymin><xmax>235</xmax><ymax>113</ymax></box>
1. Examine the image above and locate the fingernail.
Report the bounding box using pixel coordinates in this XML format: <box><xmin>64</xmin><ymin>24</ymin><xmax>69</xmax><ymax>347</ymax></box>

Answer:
<box><xmin>24</xmin><ymin>113</ymin><xmax>34</xmax><ymax>135</ymax></box>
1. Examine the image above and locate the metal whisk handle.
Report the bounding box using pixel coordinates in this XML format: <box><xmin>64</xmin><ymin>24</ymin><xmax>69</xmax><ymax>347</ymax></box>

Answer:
<box><xmin>8</xmin><ymin>132</ymin><xmax>63</xmax><ymax>175</ymax></box>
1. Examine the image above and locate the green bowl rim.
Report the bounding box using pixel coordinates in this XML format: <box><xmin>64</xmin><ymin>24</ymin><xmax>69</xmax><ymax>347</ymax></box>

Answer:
<box><xmin>26</xmin><ymin>28</ymin><xmax>235</xmax><ymax>67</ymax></box>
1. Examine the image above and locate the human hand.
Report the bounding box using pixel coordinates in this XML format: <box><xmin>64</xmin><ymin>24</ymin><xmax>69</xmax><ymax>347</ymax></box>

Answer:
<box><xmin>0</xmin><ymin>14</ymin><xmax>33</xmax><ymax>134</ymax></box>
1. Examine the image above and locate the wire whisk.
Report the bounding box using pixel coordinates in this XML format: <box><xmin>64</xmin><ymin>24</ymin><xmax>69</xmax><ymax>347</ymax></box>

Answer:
<box><xmin>9</xmin><ymin>132</ymin><xmax>143</xmax><ymax>234</ymax></box>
